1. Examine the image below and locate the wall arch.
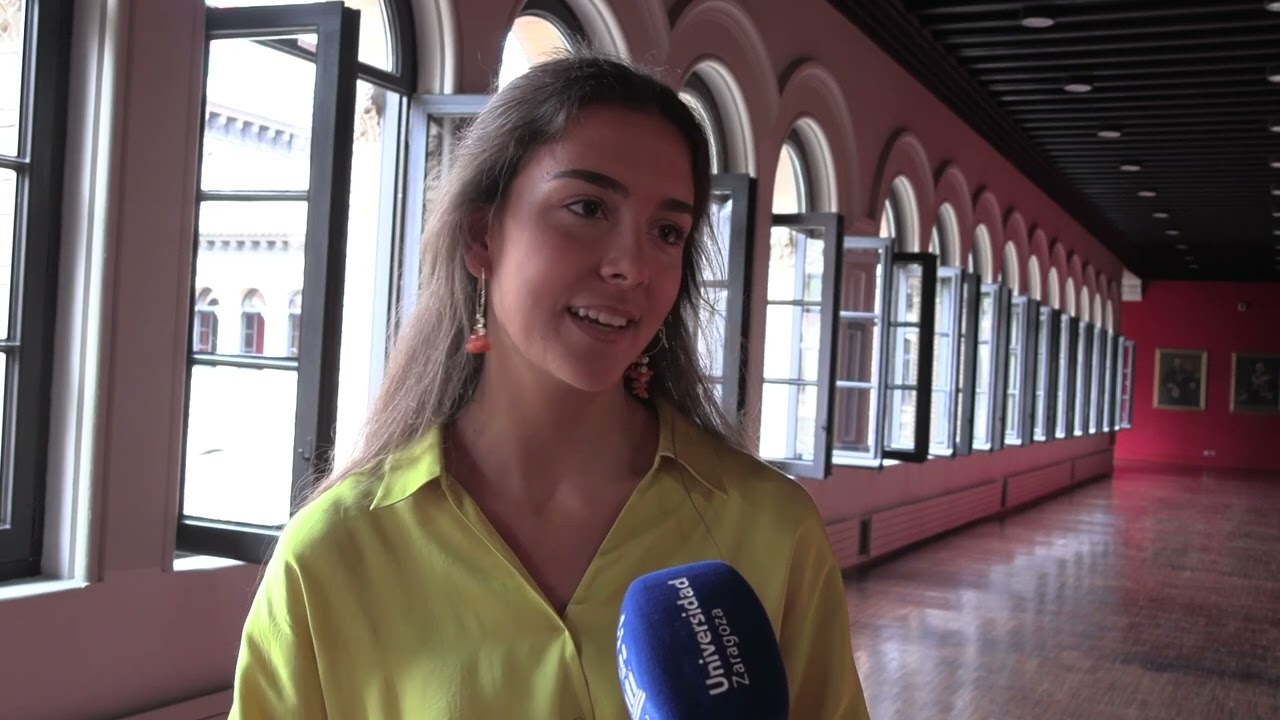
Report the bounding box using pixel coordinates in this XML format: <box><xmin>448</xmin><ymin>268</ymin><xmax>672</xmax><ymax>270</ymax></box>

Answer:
<box><xmin>934</xmin><ymin>163</ymin><xmax>974</xmax><ymax>260</ymax></box>
<box><xmin>935</xmin><ymin>202</ymin><xmax>962</xmax><ymax>267</ymax></box>
<box><xmin>871</xmin><ymin>130</ymin><xmax>933</xmax><ymax>253</ymax></box>
<box><xmin>1047</xmin><ymin>266</ymin><xmax>1061</xmax><ymax>310</ymax></box>
<box><xmin>683</xmin><ymin>60</ymin><xmax>756</xmax><ymax>174</ymax></box>
<box><xmin>973</xmin><ymin>189</ymin><xmax>1003</xmax><ymax>280</ymax></box>
<box><xmin>774</xmin><ymin>60</ymin><xmax>860</xmax><ymax>217</ymax></box>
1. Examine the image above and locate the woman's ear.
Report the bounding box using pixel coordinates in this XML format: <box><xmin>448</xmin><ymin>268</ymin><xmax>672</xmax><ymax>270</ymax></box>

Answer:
<box><xmin>463</xmin><ymin>208</ymin><xmax>492</xmax><ymax>276</ymax></box>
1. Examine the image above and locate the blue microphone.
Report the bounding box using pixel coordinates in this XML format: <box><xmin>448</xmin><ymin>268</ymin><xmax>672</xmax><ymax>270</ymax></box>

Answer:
<box><xmin>615</xmin><ymin>560</ymin><xmax>789</xmax><ymax>720</ymax></box>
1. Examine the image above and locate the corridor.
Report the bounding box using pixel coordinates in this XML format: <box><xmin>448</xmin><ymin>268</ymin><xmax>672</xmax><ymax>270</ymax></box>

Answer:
<box><xmin>848</xmin><ymin>465</ymin><xmax>1280</xmax><ymax>720</ymax></box>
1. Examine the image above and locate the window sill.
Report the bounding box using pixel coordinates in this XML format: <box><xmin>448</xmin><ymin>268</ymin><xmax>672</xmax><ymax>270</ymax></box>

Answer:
<box><xmin>0</xmin><ymin>577</ymin><xmax>89</xmax><ymax>603</ymax></box>
<box><xmin>173</xmin><ymin>554</ymin><xmax>247</xmax><ymax>573</ymax></box>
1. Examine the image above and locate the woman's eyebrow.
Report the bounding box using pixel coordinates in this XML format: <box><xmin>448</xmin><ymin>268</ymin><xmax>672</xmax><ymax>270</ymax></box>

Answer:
<box><xmin>551</xmin><ymin>168</ymin><xmax>694</xmax><ymax>216</ymax></box>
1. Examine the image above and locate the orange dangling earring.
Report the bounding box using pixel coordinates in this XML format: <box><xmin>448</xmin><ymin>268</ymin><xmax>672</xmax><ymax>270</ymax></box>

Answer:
<box><xmin>465</xmin><ymin>269</ymin><xmax>491</xmax><ymax>354</ymax></box>
<box><xmin>626</xmin><ymin>327</ymin><xmax>666</xmax><ymax>399</ymax></box>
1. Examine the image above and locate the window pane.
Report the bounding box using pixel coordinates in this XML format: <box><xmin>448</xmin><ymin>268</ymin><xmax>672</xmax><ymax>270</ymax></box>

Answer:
<box><xmin>930</xmin><ymin>389</ymin><xmax>950</xmax><ymax>447</ymax></box>
<box><xmin>708</xmin><ymin>191</ymin><xmax>733</xmax><ymax>281</ymax></box>
<box><xmin>498</xmin><ymin>14</ymin><xmax>571</xmax><ymax>89</ymax></box>
<box><xmin>803</xmin><ymin>234</ymin><xmax>825</xmax><ymax>302</ymax></box>
<box><xmin>886</xmin><ymin>389</ymin><xmax>917</xmax><ymax>450</ymax></box>
<box><xmin>183</xmin><ymin>364</ymin><xmax>297</xmax><ymax>526</ymax></box>
<box><xmin>195</xmin><ymin>201</ymin><xmax>308</xmax><ymax>357</ymax></box>
<box><xmin>893</xmin><ymin>265</ymin><xmax>923</xmax><ymax>324</ymax></box>
<box><xmin>794</xmin><ymin>384</ymin><xmax>817</xmax><ymax>461</ymax></box>
<box><xmin>333</xmin><ymin>80</ymin><xmax>399</xmax><ymax>468</ymax></box>
<box><xmin>206</xmin><ymin>0</ymin><xmax>392</xmax><ymax>71</ymax></box>
<box><xmin>841</xmin><ymin>247</ymin><xmax>884</xmax><ymax>315</ymax></box>
<box><xmin>767</xmin><ymin>228</ymin><xmax>799</xmax><ymax>301</ymax></box>
<box><xmin>0</xmin><ymin>0</ymin><xmax>24</xmax><ymax>157</ymax></box>
<box><xmin>201</xmin><ymin>38</ymin><xmax>315</xmax><ymax>192</ymax></box>
<box><xmin>763</xmin><ymin>305</ymin><xmax>821</xmax><ymax>381</ymax></box>
<box><xmin>837</xmin><ymin>318</ymin><xmax>877</xmax><ymax>384</ymax></box>
<box><xmin>0</xmin><ymin>166</ymin><xmax>14</xmax><ymax>338</ymax></box>
<box><xmin>697</xmin><ymin>286</ymin><xmax>727</xmax><ymax>379</ymax></box>
<box><xmin>890</xmin><ymin>326</ymin><xmax>920</xmax><ymax>386</ymax></box>
<box><xmin>833</xmin><ymin>387</ymin><xmax>875</xmax><ymax>454</ymax></box>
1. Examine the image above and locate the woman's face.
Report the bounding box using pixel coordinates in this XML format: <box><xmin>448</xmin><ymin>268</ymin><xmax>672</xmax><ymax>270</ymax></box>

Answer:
<box><xmin>470</xmin><ymin>104</ymin><xmax>696</xmax><ymax>394</ymax></box>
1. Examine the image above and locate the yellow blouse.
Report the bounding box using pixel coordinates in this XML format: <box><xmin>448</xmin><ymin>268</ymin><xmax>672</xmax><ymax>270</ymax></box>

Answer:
<box><xmin>229</xmin><ymin>401</ymin><xmax>870</xmax><ymax>719</ymax></box>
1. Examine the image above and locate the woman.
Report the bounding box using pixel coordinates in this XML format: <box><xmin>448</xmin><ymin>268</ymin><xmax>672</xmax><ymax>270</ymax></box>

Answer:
<box><xmin>230</xmin><ymin>52</ymin><xmax>869</xmax><ymax>719</ymax></box>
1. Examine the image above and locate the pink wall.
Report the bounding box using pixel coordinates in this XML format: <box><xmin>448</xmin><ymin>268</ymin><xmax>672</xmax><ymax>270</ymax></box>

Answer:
<box><xmin>3</xmin><ymin>0</ymin><xmax>1123</xmax><ymax>717</ymax></box>
<box><xmin>1116</xmin><ymin>281</ymin><xmax>1280</xmax><ymax>471</ymax></box>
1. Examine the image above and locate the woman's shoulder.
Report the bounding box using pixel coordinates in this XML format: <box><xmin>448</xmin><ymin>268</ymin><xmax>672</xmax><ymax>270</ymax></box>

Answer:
<box><xmin>269</xmin><ymin>473</ymin><xmax>380</xmax><ymax>567</ymax></box>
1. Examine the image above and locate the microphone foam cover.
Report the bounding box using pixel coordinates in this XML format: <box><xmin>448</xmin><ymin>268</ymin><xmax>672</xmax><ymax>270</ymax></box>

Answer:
<box><xmin>616</xmin><ymin>560</ymin><xmax>788</xmax><ymax>720</ymax></box>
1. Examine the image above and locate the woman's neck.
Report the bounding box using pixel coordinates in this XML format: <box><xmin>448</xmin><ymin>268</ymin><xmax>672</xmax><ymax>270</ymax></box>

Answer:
<box><xmin>448</xmin><ymin>359</ymin><xmax>657</xmax><ymax>506</ymax></box>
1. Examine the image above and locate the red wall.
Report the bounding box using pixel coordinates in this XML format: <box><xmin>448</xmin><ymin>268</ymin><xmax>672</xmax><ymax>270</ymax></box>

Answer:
<box><xmin>1117</xmin><ymin>281</ymin><xmax>1280</xmax><ymax>471</ymax></box>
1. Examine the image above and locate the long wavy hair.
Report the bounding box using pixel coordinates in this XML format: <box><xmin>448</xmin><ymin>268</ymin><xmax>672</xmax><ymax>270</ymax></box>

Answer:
<box><xmin>309</xmin><ymin>51</ymin><xmax>742</xmax><ymax>502</ymax></box>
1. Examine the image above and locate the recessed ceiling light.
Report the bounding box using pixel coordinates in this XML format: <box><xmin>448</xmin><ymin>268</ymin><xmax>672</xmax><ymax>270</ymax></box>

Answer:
<box><xmin>1138</xmin><ymin>190</ymin><xmax>1158</xmax><ymax>197</ymax></box>
<box><xmin>1273</xmin><ymin>184</ymin><xmax>1280</xmax><ymax>196</ymax></box>
<box><xmin>1271</xmin><ymin>119</ymin><xmax>1280</xmax><ymax>133</ymax></box>
<box><xmin>1271</xmin><ymin>156</ymin><xmax>1280</xmax><ymax>169</ymax></box>
<box><xmin>1153</xmin><ymin>211</ymin><xmax>1170</xmax><ymax>219</ymax></box>
<box><xmin>1097</xmin><ymin>128</ymin><xmax>1122</xmax><ymax>139</ymax></box>
<box><xmin>1064</xmin><ymin>80</ymin><xmax>1093</xmax><ymax>93</ymax></box>
<box><xmin>1120</xmin><ymin>163</ymin><xmax>1142</xmax><ymax>172</ymax></box>
<box><xmin>1268</xmin><ymin>1</ymin><xmax>1280</xmax><ymax>12</ymax></box>
<box><xmin>1176</xmin><ymin>243</ymin><xmax>1189</xmax><ymax>249</ymax></box>
<box><xmin>1021</xmin><ymin>12</ymin><xmax>1055</xmax><ymax>28</ymax></box>
<box><xmin>1270</xmin><ymin>67</ymin><xmax>1280</xmax><ymax>83</ymax></box>
<box><xmin>1166</xmin><ymin>229</ymin><xmax>1181</xmax><ymax>236</ymax></box>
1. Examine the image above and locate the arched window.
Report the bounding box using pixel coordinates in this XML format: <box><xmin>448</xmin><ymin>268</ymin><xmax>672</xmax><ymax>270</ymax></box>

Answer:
<box><xmin>761</xmin><ymin>123</ymin><xmax>843</xmax><ymax>473</ymax></box>
<box><xmin>971</xmin><ymin>224</ymin><xmax>997</xmax><ymax>449</ymax></box>
<box><xmin>1002</xmin><ymin>242</ymin><xmax>1020</xmax><ymax>294</ymax></box>
<box><xmin>286</xmin><ymin>291</ymin><xmax>303</xmax><ymax>358</ymax></box>
<box><xmin>1027</xmin><ymin>257</ymin><xmax>1042</xmax><ymax>302</ymax></box>
<box><xmin>929</xmin><ymin>204</ymin><xmax>963</xmax><ymax>455</ymax></box>
<box><xmin>680</xmin><ymin>78</ymin><xmax>726</xmax><ymax>175</ymax></box>
<box><xmin>773</xmin><ymin>138</ymin><xmax>810</xmax><ymax>214</ymax></box>
<box><xmin>194</xmin><ymin>289</ymin><xmax>220</xmax><ymax>353</ymax></box>
<box><xmin>240</xmin><ymin>290</ymin><xmax>266</xmax><ymax>355</ymax></box>
<box><xmin>497</xmin><ymin>2</ymin><xmax>580</xmax><ymax>89</ymax></box>
<box><xmin>881</xmin><ymin>176</ymin><xmax>919</xmax><ymax>253</ymax></box>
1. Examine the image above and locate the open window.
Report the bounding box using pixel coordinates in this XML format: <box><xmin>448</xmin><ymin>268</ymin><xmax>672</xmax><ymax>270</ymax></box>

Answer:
<box><xmin>759</xmin><ymin>213</ymin><xmax>842</xmax><ymax>478</ymax></box>
<box><xmin>832</xmin><ymin>238</ymin><xmax>888</xmax><ymax>465</ymax></box>
<box><xmin>0</xmin><ymin>0</ymin><xmax>72</xmax><ymax>580</ymax></box>
<box><xmin>1055</xmin><ymin>313</ymin><xmax>1075</xmax><ymax>439</ymax></box>
<box><xmin>702</xmin><ymin>173</ymin><xmax>756</xmax><ymax>418</ymax></box>
<box><xmin>1033</xmin><ymin>305</ymin><xmax>1059</xmax><ymax>442</ymax></box>
<box><xmin>180</xmin><ymin>3</ymin><xmax>362</xmax><ymax>562</ymax></box>
<box><xmin>1007</xmin><ymin>298</ymin><xmax>1040</xmax><ymax>446</ymax></box>
<box><xmin>953</xmin><ymin>272</ymin><xmax>980</xmax><ymax>455</ymax></box>
<box><xmin>881</xmin><ymin>254</ymin><xmax>938</xmax><ymax>462</ymax></box>
<box><xmin>1073</xmin><ymin>321</ymin><xmax>1092</xmax><ymax>437</ymax></box>
<box><xmin>929</xmin><ymin>265</ymin><xmax>962</xmax><ymax>456</ymax></box>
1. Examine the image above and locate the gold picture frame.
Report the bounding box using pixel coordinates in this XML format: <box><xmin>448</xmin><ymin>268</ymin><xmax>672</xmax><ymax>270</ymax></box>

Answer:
<box><xmin>1153</xmin><ymin>348</ymin><xmax>1207</xmax><ymax>411</ymax></box>
<box><xmin>1229</xmin><ymin>353</ymin><xmax>1280</xmax><ymax>414</ymax></box>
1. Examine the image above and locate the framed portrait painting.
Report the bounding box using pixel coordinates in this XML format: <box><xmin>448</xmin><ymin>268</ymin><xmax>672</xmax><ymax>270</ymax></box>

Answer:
<box><xmin>1230</xmin><ymin>353</ymin><xmax>1280</xmax><ymax>414</ymax></box>
<box><xmin>1153</xmin><ymin>348</ymin><xmax>1207</xmax><ymax>411</ymax></box>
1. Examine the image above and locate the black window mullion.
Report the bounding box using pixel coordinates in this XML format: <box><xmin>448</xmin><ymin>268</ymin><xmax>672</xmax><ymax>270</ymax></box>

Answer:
<box><xmin>954</xmin><ymin>272</ymin><xmax>979</xmax><ymax>457</ymax></box>
<box><xmin>1042</xmin><ymin>307</ymin><xmax>1060</xmax><ymax>442</ymax></box>
<box><xmin>0</xmin><ymin>0</ymin><xmax>73</xmax><ymax>581</ymax></box>
<box><xmin>989</xmin><ymin>286</ymin><xmax>1012</xmax><ymax>451</ymax></box>
<box><xmin>291</xmin><ymin>5</ymin><xmax>361</xmax><ymax>500</ymax></box>
<box><xmin>711</xmin><ymin>173</ymin><xmax>755</xmax><ymax>421</ymax></box>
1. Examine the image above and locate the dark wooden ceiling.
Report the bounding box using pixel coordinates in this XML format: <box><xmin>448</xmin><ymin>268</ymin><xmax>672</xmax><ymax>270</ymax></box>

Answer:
<box><xmin>832</xmin><ymin>0</ymin><xmax>1280</xmax><ymax>282</ymax></box>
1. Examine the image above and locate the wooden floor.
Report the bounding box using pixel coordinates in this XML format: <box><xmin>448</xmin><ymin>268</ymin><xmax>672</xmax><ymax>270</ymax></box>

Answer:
<box><xmin>845</xmin><ymin>465</ymin><xmax>1280</xmax><ymax>720</ymax></box>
